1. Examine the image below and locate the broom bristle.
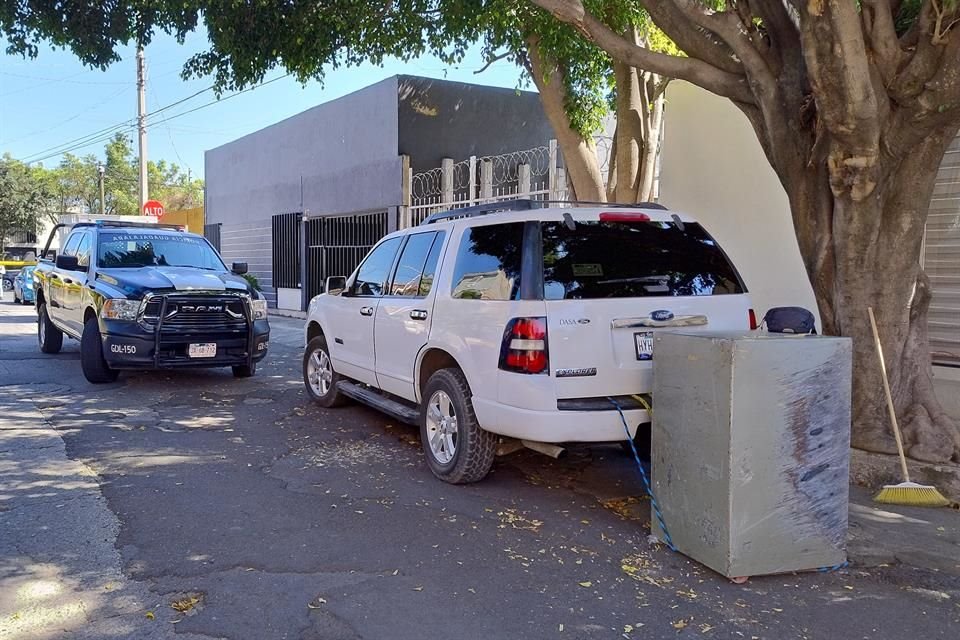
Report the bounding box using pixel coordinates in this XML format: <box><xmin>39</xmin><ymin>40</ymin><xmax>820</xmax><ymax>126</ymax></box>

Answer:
<box><xmin>873</xmin><ymin>481</ymin><xmax>951</xmax><ymax>508</ymax></box>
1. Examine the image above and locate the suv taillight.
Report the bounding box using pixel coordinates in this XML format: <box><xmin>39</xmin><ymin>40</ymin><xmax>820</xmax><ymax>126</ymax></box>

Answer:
<box><xmin>499</xmin><ymin>317</ymin><xmax>549</xmax><ymax>375</ymax></box>
<box><xmin>749</xmin><ymin>308</ymin><xmax>758</xmax><ymax>330</ymax></box>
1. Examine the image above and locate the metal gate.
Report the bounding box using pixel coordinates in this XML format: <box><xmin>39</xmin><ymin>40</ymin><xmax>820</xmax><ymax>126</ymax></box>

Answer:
<box><xmin>304</xmin><ymin>210</ymin><xmax>394</xmax><ymax>301</ymax></box>
<box><xmin>204</xmin><ymin>223</ymin><xmax>222</xmax><ymax>252</ymax></box>
<box><xmin>272</xmin><ymin>212</ymin><xmax>301</xmax><ymax>289</ymax></box>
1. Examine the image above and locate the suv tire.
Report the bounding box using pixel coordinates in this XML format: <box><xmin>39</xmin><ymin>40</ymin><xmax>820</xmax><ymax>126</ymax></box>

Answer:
<box><xmin>232</xmin><ymin>363</ymin><xmax>256</xmax><ymax>378</ymax></box>
<box><xmin>81</xmin><ymin>316</ymin><xmax>119</xmax><ymax>383</ymax></box>
<box><xmin>37</xmin><ymin>303</ymin><xmax>64</xmax><ymax>354</ymax></box>
<box><xmin>620</xmin><ymin>422</ymin><xmax>652</xmax><ymax>462</ymax></box>
<box><xmin>420</xmin><ymin>368</ymin><xmax>496</xmax><ymax>484</ymax></box>
<box><xmin>303</xmin><ymin>336</ymin><xmax>346</xmax><ymax>407</ymax></box>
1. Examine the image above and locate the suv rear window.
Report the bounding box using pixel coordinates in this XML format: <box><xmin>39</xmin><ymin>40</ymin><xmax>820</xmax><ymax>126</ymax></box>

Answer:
<box><xmin>451</xmin><ymin>222</ymin><xmax>524</xmax><ymax>300</ymax></box>
<box><xmin>542</xmin><ymin>220</ymin><xmax>744</xmax><ymax>299</ymax></box>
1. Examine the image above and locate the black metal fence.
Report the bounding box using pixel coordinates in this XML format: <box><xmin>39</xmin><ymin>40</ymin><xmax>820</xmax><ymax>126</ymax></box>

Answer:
<box><xmin>304</xmin><ymin>210</ymin><xmax>392</xmax><ymax>301</ymax></box>
<box><xmin>272</xmin><ymin>212</ymin><xmax>302</xmax><ymax>289</ymax></box>
<box><xmin>204</xmin><ymin>223</ymin><xmax>222</xmax><ymax>252</ymax></box>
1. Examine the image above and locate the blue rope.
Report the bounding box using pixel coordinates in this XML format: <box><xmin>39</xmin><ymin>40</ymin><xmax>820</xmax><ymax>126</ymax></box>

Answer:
<box><xmin>818</xmin><ymin>561</ymin><xmax>849</xmax><ymax>573</ymax></box>
<box><xmin>609</xmin><ymin>397</ymin><xmax>677</xmax><ymax>552</ymax></box>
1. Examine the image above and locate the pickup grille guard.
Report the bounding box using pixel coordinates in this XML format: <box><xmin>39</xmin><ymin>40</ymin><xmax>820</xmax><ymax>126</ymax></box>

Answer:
<box><xmin>138</xmin><ymin>292</ymin><xmax>256</xmax><ymax>368</ymax></box>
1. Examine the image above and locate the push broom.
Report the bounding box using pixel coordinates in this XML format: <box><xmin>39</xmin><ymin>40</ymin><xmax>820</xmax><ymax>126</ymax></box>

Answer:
<box><xmin>868</xmin><ymin>307</ymin><xmax>950</xmax><ymax>507</ymax></box>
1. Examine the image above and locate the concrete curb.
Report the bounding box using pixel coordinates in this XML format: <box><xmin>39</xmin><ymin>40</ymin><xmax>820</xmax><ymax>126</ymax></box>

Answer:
<box><xmin>850</xmin><ymin>447</ymin><xmax>960</xmax><ymax>504</ymax></box>
<box><xmin>269</xmin><ymin>308</ymin><xmax>306</xmax><ymax>320</ymax></box>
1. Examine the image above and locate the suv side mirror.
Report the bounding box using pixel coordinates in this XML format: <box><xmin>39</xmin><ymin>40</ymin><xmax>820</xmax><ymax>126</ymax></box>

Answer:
<box><xmin>231</xmin><ymin>262</ymin><xmax>248</xmax><ymax>275</ymax></box>
<box><xmin>56</xmin><ymin>254</ymin><xmax>80</xmax><ymax>271</ymax></box>
<box><xmin>325</xmin><ymin>276</ymin><xmax>347</xmax><ymax>295</ymax></box>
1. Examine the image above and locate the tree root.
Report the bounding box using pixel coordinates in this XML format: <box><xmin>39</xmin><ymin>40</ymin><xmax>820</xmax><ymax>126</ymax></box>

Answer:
<box><xmin>902</xmin><ymin>403</ymin><xmax>960</xmax><ymax>464</ymax></box>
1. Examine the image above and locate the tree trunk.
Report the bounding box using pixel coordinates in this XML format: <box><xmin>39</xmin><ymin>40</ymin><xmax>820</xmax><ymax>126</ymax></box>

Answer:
<box><xmin>637</xmin><ymin>74</ymin><xmax>665</xmax><ymax>202</ymax></box>
<box><xmin>786</xmin><ymin>127</ymin><xmax>960</xmax><ymax>463</ymax></box>
<box><xmin>609</xmin><ymin>60</ymin><xmax>644</xmax><ymax>203</ymax></box>
<box><xmin>526</xmin><ymin>37</ymin><xmax>606</xmax><ymax>202</ymax></box>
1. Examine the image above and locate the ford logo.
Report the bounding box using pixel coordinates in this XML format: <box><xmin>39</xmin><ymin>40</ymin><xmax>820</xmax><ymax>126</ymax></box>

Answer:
<box><xmin>650</xmin><ymin>309</ymin><xmax>674</xmax><ymax>322</ymax></box>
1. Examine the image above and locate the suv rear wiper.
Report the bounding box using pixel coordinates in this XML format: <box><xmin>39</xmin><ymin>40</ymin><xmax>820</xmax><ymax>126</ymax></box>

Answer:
<box><xmin>597</xmin><ymin>276</ymin><xmax>668</xmax><ymax>285</ymax></box>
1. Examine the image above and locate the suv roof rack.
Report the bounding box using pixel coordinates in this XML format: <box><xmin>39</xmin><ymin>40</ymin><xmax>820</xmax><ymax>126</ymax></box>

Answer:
<box><xmin>72</xmin><ymin>220</ymin><xmax>186</xmax><ymax>231</ymax></box>
<box><xmin>420</xmin><ymin>199</ymin><xmax>541</xmax><ymax>225</ymax></box>
<box><xmin>419</xmin><ymin>199</ymin><xmax>669</xmax><ymax>225</ymax></box>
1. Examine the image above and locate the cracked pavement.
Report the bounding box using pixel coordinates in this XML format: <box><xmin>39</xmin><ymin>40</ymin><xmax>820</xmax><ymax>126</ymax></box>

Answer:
<box><xmin>1</xmin><ymin>299</ymin><xmax>958</xmax><ymax>639</ymax></box>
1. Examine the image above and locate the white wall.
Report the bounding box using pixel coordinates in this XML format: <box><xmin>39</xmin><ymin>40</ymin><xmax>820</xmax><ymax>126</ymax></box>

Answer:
<box><xmin>659</xmin><ymin>81</ymin><xmax>818</xmax><ymax>324</ymax></box>
<box><xmin>659</xmin><ymin>81</ymin><xmax>959</xmax><ymax>421</ymax></box>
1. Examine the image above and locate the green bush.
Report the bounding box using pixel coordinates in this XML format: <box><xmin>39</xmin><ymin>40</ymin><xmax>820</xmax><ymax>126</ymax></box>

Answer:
<box><xmin>241</xmin><ymin>273</ymin><xmax>261</xmax><ymax>291</ymax></box>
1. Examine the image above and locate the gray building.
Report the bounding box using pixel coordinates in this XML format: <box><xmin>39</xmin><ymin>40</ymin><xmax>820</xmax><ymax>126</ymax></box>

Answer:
<box><xmin>204</xmin><ymin>75</ymin><xmax>553</xmax><ymax>309</ymax></box>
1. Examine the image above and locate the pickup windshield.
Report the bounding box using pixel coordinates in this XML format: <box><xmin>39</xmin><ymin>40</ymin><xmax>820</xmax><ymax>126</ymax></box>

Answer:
<box><xmin>97</xmin><ymin>232</ymin><xmax>226</xmax><ymax>271</ymax></box>
<box><xmin>542</xmin><ymin>220</ymin><xmax>745</xmax><ymax>299</ymax></box>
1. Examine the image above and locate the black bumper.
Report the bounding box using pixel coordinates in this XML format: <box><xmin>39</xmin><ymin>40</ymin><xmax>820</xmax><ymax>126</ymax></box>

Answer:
<box><xmin>101</xmin><ymin>318</ymin><xmax>270</xmax><ymax>370</ymax></box>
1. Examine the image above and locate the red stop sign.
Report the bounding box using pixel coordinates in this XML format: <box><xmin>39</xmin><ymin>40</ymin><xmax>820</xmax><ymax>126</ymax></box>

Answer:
<box><xmin>143</xmin><ymin>200</ymin><xmax>164</xmax><ymax>218</ymax></box>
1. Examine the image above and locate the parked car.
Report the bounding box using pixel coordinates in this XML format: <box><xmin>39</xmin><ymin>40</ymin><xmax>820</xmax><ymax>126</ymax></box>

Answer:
<box><xmin>302</xmin><ymin>200</ymin><xmax>754</xmax><ymax>484</ymax></box>
<box><xmin>33</xmin><ymin>220</ymin><xmax>270</xmax><ymax>383</ymax></box>
<box><xmin>13</xmin><ymin>266</ymin><xmax>36</xmax><ymax>305</ymax></box>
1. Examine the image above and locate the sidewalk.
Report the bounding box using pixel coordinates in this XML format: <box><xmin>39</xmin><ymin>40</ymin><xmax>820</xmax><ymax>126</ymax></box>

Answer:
<box><xmin>0</xmin><ymin>384</ymin><xmax>208</xmax><ymax>640</ymax></box>
<box><xmin>847</xmin><ymin>485</ymin><xmax>960</xmax><ymax>576</ymax></box>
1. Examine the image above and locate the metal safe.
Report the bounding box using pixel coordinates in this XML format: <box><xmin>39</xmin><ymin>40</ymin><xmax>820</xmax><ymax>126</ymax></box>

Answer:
<box><xmin>651</xmin><ymin>331</ymin><xmax>852</xmax><ymax>578</ymax></box>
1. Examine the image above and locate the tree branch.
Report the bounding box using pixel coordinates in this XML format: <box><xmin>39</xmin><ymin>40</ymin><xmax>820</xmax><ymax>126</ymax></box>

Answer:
<box><xmin>861</xmin><ymin>0</ymin><xmax>903</xmax><ymax>84</ymax></box>
<box><xmin>634</xmin><ymin>1</ymin><xmax>742</xmax><ymax>75</ymax></box>
<box><xmin>797</xmin><ymin>0</ymin><xmax>880</xmax><ymax>148</ymax></box>
<box><xmin>474</xmin><ymin>51</ymin><xmax>512</xmax><ymax>75</ymax></box>
<box><xmin>529</xmin><ymin>0</ymin><xmax>753</xmax><ymax>103</ymax></box>
<box><xmin>653</xmin><ymin>1</ymin><xmax>783</xmax><ymax>111</ymax></box>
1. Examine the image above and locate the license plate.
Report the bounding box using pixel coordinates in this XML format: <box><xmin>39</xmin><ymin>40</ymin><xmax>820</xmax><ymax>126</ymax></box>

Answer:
<box><xmin>634</xmin><ymin>332</ymin><xmax>654</xmax><ymax>361</ymax></box>
<box><xmin>188</xmin><ymin>343</ymin><xmax>217</xmax><ymax>358</ymax></box>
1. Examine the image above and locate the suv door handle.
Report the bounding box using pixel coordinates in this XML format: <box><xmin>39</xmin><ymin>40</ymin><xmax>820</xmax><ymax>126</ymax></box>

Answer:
<box><xmin>360</xmin><ymin>306</ymin><xmax>374</xmax><ymax>316</ymax></box>
<box><xmin>410</xmin><ymin>310</ymin><xmax>428</xmax><ymax>320</ymax></box>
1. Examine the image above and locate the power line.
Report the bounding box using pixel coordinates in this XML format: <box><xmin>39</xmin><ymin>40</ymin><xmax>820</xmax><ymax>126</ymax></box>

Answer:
<box><xmin>0</xmin><ymin>70</ymin><xmax>128</xmax><ymax>85</ymax></box>
<box><xmin>1</xmin><ymin>86</ymin><xmax>131</xmax><ymax>147</ymax></box>
<box><xmin>147</xmin><ymin>74</ymin><xmax>291</xmax><ymax>128</ymax></box>
<box><xmin>20</xmin><ymin>85</ymin><xmax>216</xmax><ymax>163</ymax></box>
<box><xmin>20</xmin><ymin>118</ymin><xmax>138</xmax><ymax>163</ymax></box>
<box><xmin>21</xmin><ymin>75</ymin><xmax>288</xmax><ymax>165</ymax></box>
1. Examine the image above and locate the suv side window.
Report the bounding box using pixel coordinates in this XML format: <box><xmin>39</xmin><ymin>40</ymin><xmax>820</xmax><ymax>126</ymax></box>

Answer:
<box><xmin>418</xmin><ymin>233</ymin><xmax>444</xmax><ymax>297</ymax></box>
<box><xmin>451</xmin><ymin>222</ymin><xmax>524</xmax><ymax>300</ymax></box>
<box><xmin>76</xmin><ymin>232</ymin><xmax>92</xmax><ymax>268</ymax></box>
<box><xmin>60</xmin><ymin>232</ymin><xmax>82</xmax><ymax>258</ymax></box>
<box><xmin>390</xmin><ymin>232</ymin><xmax>442</xmax><ymax>297</ymax></box>
<box><xmin>350</xmin><ymin>237</ymin><xmax>402</xmax><ymax>297</ymax></box>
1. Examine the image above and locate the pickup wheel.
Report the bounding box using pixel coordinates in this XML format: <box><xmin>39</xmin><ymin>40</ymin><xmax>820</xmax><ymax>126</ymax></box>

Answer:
<box><xmin>232</xmin><ymin>363</ymin><xmax>256</xmax><ymax>378</ymax></box>
<box><xmin>303</xmin><ymin>336</ymin><xmax>347</xmax><ymax>407</ymax></box>
<box><xmin>420</xmin><ymin>368</ymin><xmax>496</xmax><ymax>484</ymax></box>
<box><xmin>81</xmin><ymin>317</ymin><xmax>119</xmax><ymax>383</ymax></box>
<box><xmin>37</xmin><ymin>303</ymin><xmax>64</xmax><ymax>354</ymax></box>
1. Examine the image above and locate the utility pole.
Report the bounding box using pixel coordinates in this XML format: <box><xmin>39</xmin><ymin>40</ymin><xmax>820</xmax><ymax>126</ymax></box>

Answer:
<box><xmin>136</xmin><ymin>44</ymin><xmax>148</xmax><ymax>210</ymax></box>
<box><xmin>97</xmin><ymin>163</ymin><xmax>106</xmax><ymax>215</ymax></box>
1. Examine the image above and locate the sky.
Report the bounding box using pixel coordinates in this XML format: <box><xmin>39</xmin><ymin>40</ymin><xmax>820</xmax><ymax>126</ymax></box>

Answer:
<box><xmin>0</xmin><ymin>29</ymin><xmax>526</xmax><ymax>179</ymax></box>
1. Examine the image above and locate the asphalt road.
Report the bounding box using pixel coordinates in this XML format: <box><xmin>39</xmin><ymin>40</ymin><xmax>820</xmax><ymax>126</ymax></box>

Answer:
<box><xmin>1</xmin><ymin>298</ymin><xmax>957</xmax><ymax>640</ymax></box>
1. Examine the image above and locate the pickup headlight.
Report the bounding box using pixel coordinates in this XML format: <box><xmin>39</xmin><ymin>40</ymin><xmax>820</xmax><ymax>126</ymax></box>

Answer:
<box><xmin>101</xmin><ymin>299</ymin><xmax>141</xmax><ymax>321</ymax></box>
<box><xmin>251</xmin><ymin>299</ymin><xmax>268</xmax><ymax>320</ymax></box>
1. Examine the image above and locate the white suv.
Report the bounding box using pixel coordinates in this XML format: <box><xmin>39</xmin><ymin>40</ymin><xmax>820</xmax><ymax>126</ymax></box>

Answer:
<box><xmin>303</xmin><ymin>201</ymin><xmax>753</xmax><ymax>483</ymax></box>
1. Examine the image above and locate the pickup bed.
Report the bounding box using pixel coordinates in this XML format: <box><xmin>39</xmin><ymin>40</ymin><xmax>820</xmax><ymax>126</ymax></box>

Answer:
<box><xmin>34</xmin><ymin>220</ymin><xmax>270</xmax><ymax>383</ymax></box>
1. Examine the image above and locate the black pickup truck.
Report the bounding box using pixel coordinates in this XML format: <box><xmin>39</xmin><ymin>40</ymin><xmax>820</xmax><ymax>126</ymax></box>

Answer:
<box><xmin>33</xmin><ymin>220</ymin><xmax>270</xmax><ymax>383</ymax></box>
